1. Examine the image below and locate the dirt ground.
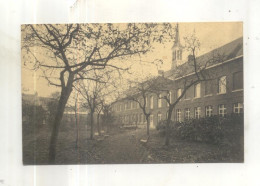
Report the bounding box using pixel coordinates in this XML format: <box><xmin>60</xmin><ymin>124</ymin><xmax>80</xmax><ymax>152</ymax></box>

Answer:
<box><xmin>22</xmin><ymin>124</ymin><xmax>243</xmax><ymax>165</ymax></box>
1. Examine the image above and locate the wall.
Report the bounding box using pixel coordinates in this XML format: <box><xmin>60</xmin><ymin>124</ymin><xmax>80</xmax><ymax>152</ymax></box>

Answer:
<box><xmin>112</xmin><ymin>57</ymin><xmax>243</xmax><ymax>127</ymax></box>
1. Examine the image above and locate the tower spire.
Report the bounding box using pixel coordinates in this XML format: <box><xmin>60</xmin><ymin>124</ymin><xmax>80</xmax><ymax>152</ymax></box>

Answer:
<box><xmin>171</xmin><ymin>23</ymin><xmax>183</xmax><ymax>69</ymax></box>
<box><xmin>174</xmin><ymin>23</ymin><xmax>180</xmax><ymax>46</ymax></box>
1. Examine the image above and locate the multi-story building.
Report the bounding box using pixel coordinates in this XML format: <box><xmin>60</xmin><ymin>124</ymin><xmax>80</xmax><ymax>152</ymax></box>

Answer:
<box><xmin>111</xmin><ymin>26</ymin><xmax>243</xmax><ymax>129</ymax></box>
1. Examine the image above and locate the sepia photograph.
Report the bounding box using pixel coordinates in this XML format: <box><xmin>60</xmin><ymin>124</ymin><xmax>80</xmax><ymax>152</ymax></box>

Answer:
<box><xmin>21</xmin><ymin>22</ymin><xmax>243</xmax><ymax>165</ymax></box>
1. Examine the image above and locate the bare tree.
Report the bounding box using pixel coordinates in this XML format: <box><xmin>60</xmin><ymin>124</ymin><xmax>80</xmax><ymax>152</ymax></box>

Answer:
<box><xmin>66</xmin><ymin>90</ymin><xmax>80</xmax><ymax>148</ymax></box>
<box><xmin>126</xmin><ymin>77</ymin><xmax>160</xmax><ymax>136</ymax></box>
<box><xmin>101</xmin><ymin>104</ymin><xmax>114</xmax><ymax>133</ymax></box>
<box><xmin>96</xmin><ymin>99</ymin><xmax>104</xmax><ymax>135</ymax></box>
<box><xmin>152</xmin><ymin>33</ymin><xmax>225</xmax><ymax>146</ymax></box>
<box><xmin>22</xmin><ymin>23</ymin><xmax>174</xmax><ymax>162</ymax></box>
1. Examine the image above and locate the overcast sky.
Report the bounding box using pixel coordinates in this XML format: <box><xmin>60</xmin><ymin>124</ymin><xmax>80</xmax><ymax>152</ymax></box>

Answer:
<box><xmin>21</xmin><ymin>22</ymin><xmax>242</xmax><ymax>98</ymax></box>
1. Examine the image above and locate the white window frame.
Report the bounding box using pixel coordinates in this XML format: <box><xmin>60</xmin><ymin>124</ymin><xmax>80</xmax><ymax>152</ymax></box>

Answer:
<box><xmin>218</xmin><ymin>104</ymin><xmax>227</xmax><ymax>117</ymax></box>
<box><xmin>195</xmin><ymin>107</ymin><xmax>201</xmax><ymax>119</ymax></box>
<box><xmin>177</xmin><ymin>88</ymin><xmax>182</xmax><ymax>99</ymax></box>
<box><xmin>158</xmin><ymin>94</ymin><xmax>162</xmax><ymax>108</ymax></box>
<box><xmin>176</xmin><ymin>109</ymin><xmax>181</xmax><ymax>122</ymax></box>
<box><xmin>194</xmin><ymin>83</ymin><xmax>201</xmax><ymax>98</ymax></box>
<box><xmin>150</xmin><ymin>96</ymin><xmax>154</xmax><ymax>109</ymax></box>
<box><xmin>205</xmin><ymin>105</ymin><xmax>213</xmax><ymax>117</ymax></box>
<box><xmin>157</xmin><ymin>113</ymin><xmax>162</xmax><ymax>123</ymax></box>
<box><xmin>167</xmin><ymin>91</ymin><xmax>172</xmax><ymax>107</ymax></box>
<box><xmin>233</xmin><ymin>103</ymin><xmax>243</xmax><ymax>114</ymax></box>
<box><xmin>218</xmin><ymin>76</ymin><xmax>227</xmax><ymax>94</ymax></box>
<box><xmin>185</xmin><ymin>108</ymin><xmax>191</xmax><ymax>120</ymax></box>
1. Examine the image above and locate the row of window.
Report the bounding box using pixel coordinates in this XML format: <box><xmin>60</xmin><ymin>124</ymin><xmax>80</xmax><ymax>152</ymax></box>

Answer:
<box><xmin>176</xmin><ymin>103</ymin><xmax>243</xmax><ymax>122</ymax></box>
<box><xmin>112</xmin><ymin>72</ymin><xmax>243</xmax><ymax>112</ymax></box>
<box><xmin>118</xmin><ymin>103</ymin><xmax>243</xmax><ymax>124</ymax></box>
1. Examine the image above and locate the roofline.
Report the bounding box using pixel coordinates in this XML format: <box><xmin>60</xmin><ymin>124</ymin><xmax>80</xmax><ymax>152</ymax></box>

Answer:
<box><xmin>172</xmin><ymin>55</ymin><xmax>243</xmax><ymax>81</ymax></box>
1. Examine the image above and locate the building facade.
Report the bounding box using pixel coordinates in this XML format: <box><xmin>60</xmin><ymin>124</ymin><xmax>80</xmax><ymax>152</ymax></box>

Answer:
<box><xmin>111</xmin><ymin>26</ymin><xmax>243</xmax><ymax>129</ymax></box>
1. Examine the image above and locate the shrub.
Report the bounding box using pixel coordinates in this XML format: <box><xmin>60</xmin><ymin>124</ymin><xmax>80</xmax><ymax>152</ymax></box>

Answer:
<box><xmin>156</xmin><ymin>114</ymin><xmax>243</xmax><ymax>146</ymax></box>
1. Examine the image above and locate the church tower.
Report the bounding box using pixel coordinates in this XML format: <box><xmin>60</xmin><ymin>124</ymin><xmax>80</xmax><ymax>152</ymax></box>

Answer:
<box><xmin>171</xmin><ymin>23</ymin><xmax>183</xmax><ymax>69</ymax></box>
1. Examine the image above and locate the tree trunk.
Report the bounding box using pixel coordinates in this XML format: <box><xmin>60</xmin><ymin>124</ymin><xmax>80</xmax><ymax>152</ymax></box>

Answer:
<box><xmin>146</xmin><ymin>115</ymin><xmax>150</xmax><ymax>136</ymax></box>
<box><xmin>97</xmin><ymin>114</ymin><xmax>100</xmax><ymax>135</ymax></box>
<box><xmin>90</xmin><ymin>111</ymin><xmax>94</xmax><ymax>139</ymax></box>
<box><xmin>48</xmin><ymin>86</ymin><xmax>72</xmax><ymax>163</ymax></box>
<box><xmin>165</xmin><ymin>106</ymin><xmax>174</xmax><ymax>146</ymax></box>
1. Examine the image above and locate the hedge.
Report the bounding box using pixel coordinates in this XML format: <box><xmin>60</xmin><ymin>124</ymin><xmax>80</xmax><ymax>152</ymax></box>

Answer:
<box><xmin>156</xmin><ymin>114</ymin><xmax>244</xmax><ymax>146</ymax></box>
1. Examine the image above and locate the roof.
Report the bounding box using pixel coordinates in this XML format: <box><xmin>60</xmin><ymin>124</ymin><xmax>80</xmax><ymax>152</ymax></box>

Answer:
<box><xmin>165</xmin><ymin>36</ymin><xmax>243</xmax><ymax>78</ymax></box>
<box><xmin>111</xmin><ymin>76</ymin><xmax>174</xmax><ymax>105</ymax></box>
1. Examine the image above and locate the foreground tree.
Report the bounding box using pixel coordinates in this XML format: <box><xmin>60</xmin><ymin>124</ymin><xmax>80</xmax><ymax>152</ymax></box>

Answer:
<box><xmin>22</xmin><ymin>23</ymin><xmax>174</xmax><ymax>163</ymax></box>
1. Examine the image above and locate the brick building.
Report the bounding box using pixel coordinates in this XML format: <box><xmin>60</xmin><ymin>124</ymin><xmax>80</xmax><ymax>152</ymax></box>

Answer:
<box><xmin>111</xmin><ymin>26</ymin><xmax>243</xmax><ymax>129</ymax></box>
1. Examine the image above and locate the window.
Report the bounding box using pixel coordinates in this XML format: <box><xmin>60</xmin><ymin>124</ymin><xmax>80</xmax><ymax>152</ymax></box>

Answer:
<box><xmin>158</xmin><ymin>94</ymin><xmax>162</xmax><ymax>108</ymax></box>
<box><xmin>126</xmin><ymin>102</ymin><xmax>131</xmax><ymax>109</ymax></box>
<box><xmin>233</xmin><ymin>71</ymin><xmax>243</xmax><ymax>90</ymax></box>
<box><xmin>132</xmin><ymin>101</ymin><xmax>137</xmax><ymax>109</ymax></box>
<box><xmin>218</xmin><ymin>76</ymin><xmax>227</xmax><ymax>94</ymax></box>
<box><xmin>194</xmin><ymin>107</ymin><xmax>201</xmax><ymax>119</ymax></box>
<box><xmin>233</xmin><ymin>103</ymin><xmax>243</xmax><ymax>114</ymax></box>
<box><xmin>177</xmin><ymin>88</ymin><xmax>182</xmax><ymax>99</ymax></box>
<box><xmin>218</xmin><ymin>104</ymin><xmax>227</xmax><ymax>117</ymax></box>
<box><xmin>173</xmin><ymin>50</ymin><xmax>176</xmax><ymax>61</ymax></box>
<box><xmin>150</xmin><ymin>115</ymin><xmax>154</xmax><ymax>126</ymax></box>
<box><xmin>185</xmin><ymin>87</ymin><xmax>193</xmax><ymax>99</ymax></box>
<box><xmin>167</xmin><ymin>91</ymin><xmax>172</xmax><ymax>107</ymax></box>
<box><xmin>205</xmin><ymin>105</ymin><xmax>213</xmax><ymax>117</ymax></box>
<box><xmin>176</xmin><ymin>50</ymin><xmax>182</xmax><ymax>60</ymax></box>
<box><xmin>194</xmin><ymin>83</ymin><xmax>201</xmax><ymax>98</ymax></box>
<box><xmin>176</xmin><ymin>109</ymin><xmax>181</xmax><ymax>122</ymax></box>
<box><xmin>157</xmin><ymin>113</ymin><xmax>162</xmax><ymax>123</ymax></box>
<box><xmin>125</xmin><ymin>103</ymin><xmax>127</xmax><ymax>110</ymax></box>
<box><xmin>205</xmin><ymin>80</ymin><xmax>214</xmax><ymax>96</ymax></box>
<box><xmin>185</xmin><ymin>108</ymin><xmax>191</xmax><ymax>120</ymax></box>
<box><xmin>150</xmin><ymin>96</ymin><xmax>154</xmax><ymax>109</ymax></box>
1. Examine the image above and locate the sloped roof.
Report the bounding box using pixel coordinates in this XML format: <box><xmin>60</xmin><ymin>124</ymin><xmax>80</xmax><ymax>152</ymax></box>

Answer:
<box><xmin>111</xmin><ymin>76</ymin><xmax>174</xmax><ymax>104</ymax></box>
<box><xmin>165</xmin><ymin>37</ymin><xmax>243</xmax><ymax>78</ymax></box>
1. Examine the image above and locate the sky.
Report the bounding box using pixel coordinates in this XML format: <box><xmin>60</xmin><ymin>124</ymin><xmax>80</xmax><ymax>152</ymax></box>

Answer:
<box><xmin>22</xmin><ymin>22</ymin><xmax>243</xmax><ymax>98</ymax></box>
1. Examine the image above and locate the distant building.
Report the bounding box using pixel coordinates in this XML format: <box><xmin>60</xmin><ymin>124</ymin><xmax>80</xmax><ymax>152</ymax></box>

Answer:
<box><xmin>111</xmin><ymin>25</ymin><xmax>243</xmax><ymax>128</ymax></box>
<box><xmin>22</xmin><ymin>93</ymin><xmax>98</xmax><ymax>126</ymax></box>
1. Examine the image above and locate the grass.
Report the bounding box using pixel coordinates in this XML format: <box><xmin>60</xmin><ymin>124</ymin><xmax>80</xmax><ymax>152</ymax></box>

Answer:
<box><xmin>22</xmin><ymin>123</ymin><xmax>243</xmax><ymax>165</ymax></box>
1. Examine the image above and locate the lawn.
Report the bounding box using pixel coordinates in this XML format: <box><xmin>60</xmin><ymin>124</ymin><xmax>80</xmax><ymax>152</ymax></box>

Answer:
<box><xmin>22</xmin><ymin>123</ymin><xmax>243</xmax><ymax>165</ymax></box>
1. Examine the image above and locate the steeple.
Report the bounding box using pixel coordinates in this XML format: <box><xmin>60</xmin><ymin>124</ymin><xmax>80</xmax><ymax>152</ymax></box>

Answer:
<box><xmin>171</xmin><ymin>23</ymin><xmax>183</xmax><ymax>69</ymax></box>
<box><xmin>174</xmin><ymin>23</ymin><xmax>180</xmax><ymax>46</ymax></box>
